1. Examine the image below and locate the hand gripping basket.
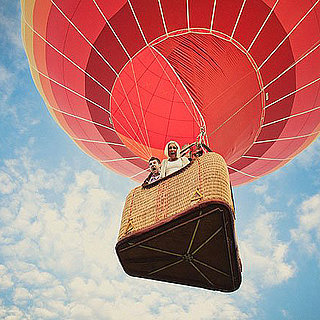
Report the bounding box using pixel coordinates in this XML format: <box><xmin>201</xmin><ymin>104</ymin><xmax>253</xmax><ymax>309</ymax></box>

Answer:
<box><xmin>116</xmin><ymin>152</ymin><xmax>242</xmax><ymax>292</ymax></box>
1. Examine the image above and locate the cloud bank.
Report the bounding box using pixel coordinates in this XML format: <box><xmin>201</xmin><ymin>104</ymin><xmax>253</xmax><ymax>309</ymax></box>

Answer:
<box><xmin>0</xmin><ymin>147</ymin><xmax>299</xmax><ymax>319</ymax></box>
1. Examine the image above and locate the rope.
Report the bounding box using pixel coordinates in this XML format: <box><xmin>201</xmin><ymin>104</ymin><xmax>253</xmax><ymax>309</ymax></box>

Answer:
<box><xmin>125</xmin><ymin>188</ymin><xmax>136</xmax><ymax>234</ymax></box>
<box><xmin>156</xmin><ymin>180</ymin><xmax>169</xmax><ymax>221</ymax></box>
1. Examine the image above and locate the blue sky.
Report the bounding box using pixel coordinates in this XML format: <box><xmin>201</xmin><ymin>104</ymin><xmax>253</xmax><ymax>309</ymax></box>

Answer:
<box><xmin>1</xmin><ymin>1</ymin><xmax>320</xmax><ymax>319</ymax></box>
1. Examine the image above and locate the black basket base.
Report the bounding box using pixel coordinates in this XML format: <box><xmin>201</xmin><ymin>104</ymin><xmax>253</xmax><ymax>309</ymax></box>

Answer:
<box><xmin>116</xmin><ymin>202</ymin><xmax>242</xmax><ymax>292</ymax></box>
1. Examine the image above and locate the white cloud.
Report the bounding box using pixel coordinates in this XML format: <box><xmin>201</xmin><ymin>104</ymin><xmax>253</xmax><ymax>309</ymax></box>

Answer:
<box><xmin>0</xmin><ymin>7</ymin><xmax>40</xmax><ymax>135</ymax></box>
<box><xmin>290</xmin><ymin>193</ymin><xmax>320</xmax><ymax>258</ymax></box>
<box><xmin>240</xmin><ymin>211</ymin><xmax>295</xmax><ymax>287</ymax></box>
<box><xmin>0</xmin><ymin>265</ymin><xmax>13</xmax><ymax>289</ymax></box>
<box><xmin>32</xmin><ymin>307</ymin><xmax>57</xmax><ymax>319</ymax></box>
<box><xmin>0</xmin><ymin>148</ymin><xmax>303</xmax><ymax>319</ymax></box>
<box><xmin>0</xmin><ymin>9</ymin><xmax>24</xmax><ymax>52</ymax></box>
<box><xmin>13</xmin><ymin>288</ymin><xmax>32</xmax><ymax>306</ymax></box>
<box><xmin>0</xmin><ymin>307</ymin><xmax>27</xmax><ymax>320</ymax></box>
<box><xmin>0</xmin><ymin>65</ymin><xmax>15</xmax><ymax>106</ymax></box>
<box><xmin>253</xmin><ymin>183</ymin><xmax>268</xmax><ymax>195</ymax></box>
<box><xmin>294</xmin><ymin>138</ymin><xmax>320</xmax><ymax>169</ymax></box>
<box><xmin>0</xmin><ymin>150</ymin><xmax>255</xmax><ymax>319</ymax></box>
<box><xmin>0</xmin><ymin>170</ymin><xmax>16</xmax><ymax>194</ymax></box>
<box><xmin>252</xmin><ymin>182</ymin><xmax>274</xmax><ymax>204</ymax></box>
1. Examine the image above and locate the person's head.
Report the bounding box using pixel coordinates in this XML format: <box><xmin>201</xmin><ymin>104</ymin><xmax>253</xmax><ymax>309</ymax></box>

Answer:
<box><xmin>164</xmin><ymin>141</ymin><xmax>181</xmax><ymax>161</ymax></box>
<box><xmin>148</xmin><ymin>157</ymin><xmax>161</xmax><ymax>175</ymax></box>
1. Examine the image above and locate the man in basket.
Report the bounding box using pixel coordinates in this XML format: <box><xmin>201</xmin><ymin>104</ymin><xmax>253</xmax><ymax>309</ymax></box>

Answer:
<box><xmin>143</xmin><ymin>157</ymin><xmax>161</xmax><ymax>185</ymax></box>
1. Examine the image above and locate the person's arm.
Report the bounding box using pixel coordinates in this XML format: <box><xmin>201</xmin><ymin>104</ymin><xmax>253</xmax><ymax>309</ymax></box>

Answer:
<box><xmin>160</xmin><ymin>159</ymin><xmax>167</xmax><ymax>178</ymax></box>
<box><xmin>181</xmin><ymin>156</ymin><xmax>190</xmax><ymax>167</ymax></box>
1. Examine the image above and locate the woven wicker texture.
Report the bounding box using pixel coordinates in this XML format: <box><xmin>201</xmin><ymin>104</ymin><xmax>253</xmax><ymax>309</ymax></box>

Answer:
<box><xmin>118</xmin><ymin>152</ymin><xmax>234</xmax><ymax>241</ymax></box>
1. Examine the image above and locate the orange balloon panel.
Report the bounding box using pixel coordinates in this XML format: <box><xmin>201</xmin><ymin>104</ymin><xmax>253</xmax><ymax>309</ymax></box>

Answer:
<box><xmin>22</xmin><ymin>0</ymin><xmax>320</xmax><ymax>184</ymax></box>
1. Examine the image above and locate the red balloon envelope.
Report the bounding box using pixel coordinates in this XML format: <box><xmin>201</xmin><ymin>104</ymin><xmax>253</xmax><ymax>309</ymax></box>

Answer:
<box><xmin>21</xmin><ymin>0</ymin><xmax>320</xmax><ymax>185</ymax></box>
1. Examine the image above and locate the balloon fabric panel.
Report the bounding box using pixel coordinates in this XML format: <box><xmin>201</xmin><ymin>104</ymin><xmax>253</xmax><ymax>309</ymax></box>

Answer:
<box><xmin>22</xmin><ymin>0</ymin><xmax>320</xmax><ymax>185</ymax></box>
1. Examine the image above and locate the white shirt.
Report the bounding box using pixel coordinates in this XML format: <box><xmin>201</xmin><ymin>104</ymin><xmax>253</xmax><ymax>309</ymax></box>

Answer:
<box><xmin>165</xmin><ymin>158</ymin><xmax>184</xmax><ymax>176</ymax></box>
<box><xmin>160</xmin><ymin>157</ymin><xmax>190</xmax><ymax>178</ymax></box>
<box><xmin>149</xmin><ymin>174</ymin><xmax>160</xmax><ymax>184</ymax></box>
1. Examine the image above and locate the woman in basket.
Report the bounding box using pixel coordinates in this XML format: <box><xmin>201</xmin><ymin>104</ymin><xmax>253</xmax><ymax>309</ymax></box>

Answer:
<box><xmin>160</xmin><ymin>141</ymin><xmax>190</xmax><ymax>178</ymax></box>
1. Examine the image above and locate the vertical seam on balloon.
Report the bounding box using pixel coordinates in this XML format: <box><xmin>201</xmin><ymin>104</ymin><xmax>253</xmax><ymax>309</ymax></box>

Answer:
<box><xmin>212</xmin><ymin>38</ymin><xmax>320</xmax><ymax>141</ymax></box>
<box><xmin>262</xmin><ymin>106</ymin><xmax>320</xmax><ymax>127</ymax></box>
<box><xmin>264</xmin><ymin>40</ymin><xmax>320</xmax><ymax>90</ymax></box>
<box><xmin>125</xmin><ymin>2</ymin><xmax>207</xmax><ymax>138</ymax></box>
<box><xmin>90</xmin><ymin>1</ymin><xmax>155</xmax><ymax>156</ymax></box>
<box><xmin>207</xmin><ymin>91</ymin><xmax>262</xmax><ymax>138</ymax></box>
<box><xmin>258</xmin><ymin>0</ymin><xmax>320</xmax><ymax>70</ymax></box>
<box><xmin>23</xmin><ymin>3</ymin><xmax>138</xmax><ymax>148</ymax></box>
<box><xmin>29</xmin><ymin>61</ymin><xmax>149</xmax><ymax>156</ymax></box>
<box><xmin>52</xmin><ymin>0</ymin><xmax>151</xmax><ymax>155</ymax></box>
<box><xmin>116</xmin><ymin>77</ymin><xmax>151</xmax><ymax>155</ymax></box>
<box><xmin>242</xmin><ymin>155</ymin><xmax>293</xmax><ymax>161</ymax></box>
<box><xmin>72</xmin><ymin>138</ymin><xmax>126</xmax><ymax>146</ymax></box>
<box><xmin>200</xmin><ymin>33</ymin><xmax>265</xmax><ymax>143</ymax></box>
<box><xmin>203</xmin><ymin>69</ymin><xmax>257</xmax><ymax>112</ymax></box>
<box><xmin>51</xmin><ymin>0</ymin><xmax>150</xmax><ymax>154</ymax></box>
<box><xmin>136</xmin><ymin>53</ymin><xmax>169</xmax><ymax>120</ymax></box>
<box><xmin>253</xmin><ymin>130</ymin><xmax>320</xmax><ymax>143</ymax></box>
<box><xmin>227</xmin><ymin>166</ymin><xmax>256</xmax><ymax>178</ymax></box>
<box><xmin>157</xmin><ymin>0</ymin><xmax>168</xmax><ymax>35</ymax></box>
<box><xmin>129</xmin><ymin>168</ymin><xmax>150</xmax><ymax>179</ymax></box>
<box><xmin>54</xmin><ymin>0</ymin><xmax>81</xmax><ymax>143</ymax></box>
<box><xmin>265</xmin><ymin>76</ymin><xmax>320</xmax><ymax>109</ymax></box>
<box><xmin>150</xmin><ymin>47</ymin><xmax>202</xmax><ymax>127</ymax></box>
<box><xmin>127</xmin><ymin>0</ymin><xmax>148</xmax><ymax>45</ymax></box>
<box><xmin>151</xmin><ymin>46</ymin><xmax>207</xmax><ymax>134</ymax></box>
<box><xmin>125</xmin><ymin>0</ymin><xmax>174</xmax><ymax>156</ymax></box>
<box><xmin>152</xmin><ymin>46</ymin><xmax>204</xmax><ymax>128</ymax></box>
<box><xmin>49</xmin><ymin>105</ymin><xmax>115</xmax><ymax>131</ymax></box>
<box><xmin>186</xmin><ymin>0</ymin><xmax>190</xmax><ymax>31</ymax></box>
<box><xmin>210</xmin><ymin>0</ymin><xmax>217</xmax><ymax>32</ymax></box>
<box><xmin>30</xmin><ymin>64</ymin><xmax>110</xmax><ymax>112</ymax></box>
<box><xmin>129</xmin><ymin>61</ymin><xmax>153</xmax><ymax>157</ymax></box>
<box><xmin>247</xmin><ymin>0</ymin><xmax>280</xmax><ymax>52</ymax></box>
<box><xmin>230</xmin><ymin>0</ymin><xmax>247</xmax><ymax>40</ymax></box>
<box><xmin>48</xmin><ymin>101</ymin><xmax>147</xmax><ymax>153</ymax></box>
<box><xmin>112</xmin><ymin>103</ymin><xmax>154</xmax><ymax>157</ymax></box>
<box><xmin>116</xmin><ymin>77</ymin><xmax>154</xmax><ymax>157</ymax></box>
<box><xmin>163</xmin><ymin>75</ymin><xmax>177</xmax><ymax>147</ymax></box>
<box><xmin>22</xmin><ymin>15</ymin><xmax>113</xmax><ymax>95</ymax></box>
<box><xmin>100</xmin><ymin>157</ymin><xmax>141</xmax><ymax>163</ymax></box>
<box><xmin>91</xmin><ymin>0</ymin><xmax>131</xmax><ymax>59</ymax></box>
<box><xmin>50</xmin><ymin>0</ymin><xmax>118</xmax><ymax>75</ymax></box>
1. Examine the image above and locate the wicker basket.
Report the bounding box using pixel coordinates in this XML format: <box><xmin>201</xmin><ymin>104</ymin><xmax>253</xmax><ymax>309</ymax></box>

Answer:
<box><xmin>116</xmin><ymin>152</ymin><xmax>241</xmax><ymax>292</ymax></box>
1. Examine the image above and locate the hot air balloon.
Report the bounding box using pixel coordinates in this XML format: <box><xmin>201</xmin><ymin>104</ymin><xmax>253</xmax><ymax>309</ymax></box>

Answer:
<box><xmin>21</xmin><ymin>0</ymin><xmax>320</xmax><ymax>291</ymax></box>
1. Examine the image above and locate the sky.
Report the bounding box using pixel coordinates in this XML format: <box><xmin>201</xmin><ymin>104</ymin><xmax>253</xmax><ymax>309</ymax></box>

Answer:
<box><xmin>0</xmin><ymin>1</ymin><xmax>320</xmax><ymax>319</ymax></box>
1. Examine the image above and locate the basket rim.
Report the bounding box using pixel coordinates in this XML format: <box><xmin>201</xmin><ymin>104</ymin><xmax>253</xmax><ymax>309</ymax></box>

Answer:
<box><xmin>116</xmin><ymin>199</ymin><xmax>235</xmax><ymax>247</ymax></box>
<box><xmin>142</xmin><ymin>152</ymin><xmax>224</xmax><ymax>189</ymax></box>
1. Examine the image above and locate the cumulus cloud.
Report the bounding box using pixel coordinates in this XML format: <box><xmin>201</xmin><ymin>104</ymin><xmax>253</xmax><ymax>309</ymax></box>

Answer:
<box><xmin>252</xmin><ymin>182</ymin><xmax>274</xmax><ymax>204</ymax></box>
<box><xmin>294</xmin><ymin>138</ymin><xmax>320</xmax><ymax>169</ymax></box>
<box><xmin>290</xmin><ymin>193</ymin><xmax>320</xmax><ymax>259</ymax></box>
<box><xmin>0</xmin><ymin>9</ymin><xmax>23</xmax><ymax>52</ymax></box>
<box><xmin>0</xmin><ymin>150</ymin><xmax>261</xmax><ymax>319</ymax></box>
<box><xmin>0</xmin><ymin>170</ymin><xmax>16</xmax><ymax>194</ymax></box>
<box><xmin>0</xmin><ymin>65</ymin><xmax>16</xmax><ymax>107</ymax></box>
<box><xmin>0</xmin><ymin>265</ymin><xmax>13</xmax><ymax>290</ymax></box>
<box><xmin>240</xmin><ymin>211</ymin><xmax>295</xmax><ymax>287</ymax></box>
<box><xmin>0</xmin><ymin>148</ymin><xmax>303</xmax><ymax>319</ymax></box>
<box><xmin>13</xmin><ymin>287</ymin><xmax>32</xmax><ymax>306</ymax></box>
